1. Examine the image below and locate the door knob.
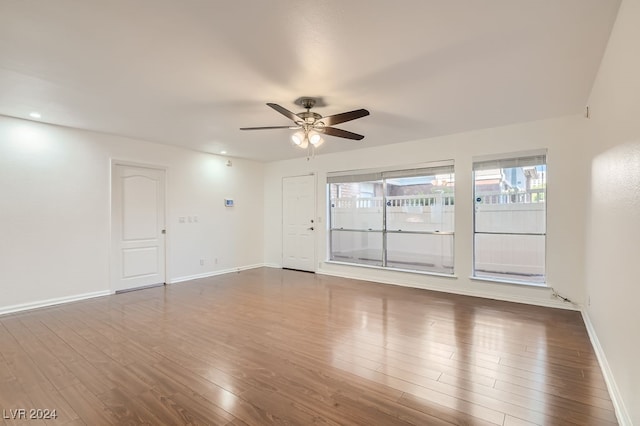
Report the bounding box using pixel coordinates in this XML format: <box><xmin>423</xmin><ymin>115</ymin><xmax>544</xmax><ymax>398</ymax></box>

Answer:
<box><xmin>308</xmin><ymin>227</ymin><xmax>314</xmax><ymax>231</ymax></box>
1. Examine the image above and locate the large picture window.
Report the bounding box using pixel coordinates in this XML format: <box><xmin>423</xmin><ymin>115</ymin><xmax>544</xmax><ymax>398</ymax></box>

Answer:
<box><xmin>473</xmin><ymin>152</ymin><xmax>546</xmax><ymax>284</ymax></box>
<box><xmin>328</xmin><ymin>163</ymin><xmax>455</xmax><ymax>274</ymax></box>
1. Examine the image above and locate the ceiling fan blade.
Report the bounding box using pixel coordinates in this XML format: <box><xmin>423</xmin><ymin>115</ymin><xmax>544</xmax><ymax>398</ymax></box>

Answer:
<box><xmin>267</xmin><ymin>103</ymin><xmax>301</xmax><ymax>123</ymax></box>
<box><xmin>321</xmin><ymin>126</ymin><xmax>365</xmax><ymax>140</ymax></box>
<box><xmin>321</xmin><ymin>109</ymin><xmax>370</xmax><ymax>126</ymax></box>
<box><xmin>240</xmin><ymin>125</ymin><xmax>301</xmax><ymax>130</ymax></box>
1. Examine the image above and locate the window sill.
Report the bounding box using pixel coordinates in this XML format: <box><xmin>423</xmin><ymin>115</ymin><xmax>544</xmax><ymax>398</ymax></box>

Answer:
<box><xmin>324</xmin><ymin>260</ymin><xmax>458</xmax><ymax>279</ymax></box>
<box><xmin>469</xmin><ymin>276</ymin><xmax>548</xmax><ymax>288</ymax></box>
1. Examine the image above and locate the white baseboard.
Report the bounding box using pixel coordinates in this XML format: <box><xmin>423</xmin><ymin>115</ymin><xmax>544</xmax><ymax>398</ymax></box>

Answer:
<box><xmin>0</xmin><ymin>264</ymin><xmax>269</xmax><ymax>316</ymax></box>
<box><xmin>317</xmin><ymin>268</ymin><xmax>574</xmax><ymax>311</ymax></box>
<box><xmin>0</xmin><ymin>290</ymin><xmax>111</xmax><ymax>317</ymax></box>
<box><xmin>168</xmin><ymin>263</ymin><xmax>266</xmax><ymax>284</ymax></box>
<box><xmin>263</xmin><ymin>263</ymin><xmax>282</xmax><ymax>269</ymax></box>
<box><xmin>581</xmin><ymin>310</ymin><xmax>631</xmax><ymax>426</ymax></box>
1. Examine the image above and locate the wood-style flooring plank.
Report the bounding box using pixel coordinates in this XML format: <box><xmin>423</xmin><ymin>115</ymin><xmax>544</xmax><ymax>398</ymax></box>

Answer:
<box><xmin>0</xmin><ymin>268</ymin><xmax>617</xmax><ymax>425</ymax></box>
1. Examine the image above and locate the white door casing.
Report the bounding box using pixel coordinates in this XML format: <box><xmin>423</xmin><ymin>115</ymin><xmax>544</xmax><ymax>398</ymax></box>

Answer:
<box><xmin>282</xmin><ymin>175</ymin><xmax>316</xmax><ymax>272</ymax></box>
<box><xmin>111</xmin><ymin>164</ymin><xmax>166</xmax><ymax>292</ymax></box>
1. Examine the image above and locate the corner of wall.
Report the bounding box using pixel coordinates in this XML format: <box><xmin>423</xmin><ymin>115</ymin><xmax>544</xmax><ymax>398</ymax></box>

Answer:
<box><xmin>581</xmin><ymin>309</ymin><xmax>632</xmax><ymax>426</ymax></box>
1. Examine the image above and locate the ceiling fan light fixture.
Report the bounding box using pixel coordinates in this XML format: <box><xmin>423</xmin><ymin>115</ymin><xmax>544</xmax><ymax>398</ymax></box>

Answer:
<box><xmin>291</xmin><ymin>131</ymin><xmax>304</xmax><ymax>146</ymax></box>
<box><xmin>308</xmin><ymin>131</ymin><xmax>323</xmax><ymax>146</ymax></box>
<box><xmin>291</xmin><ymin>131</ymin><xmax>309</xmax><ymax>148</ymax></box>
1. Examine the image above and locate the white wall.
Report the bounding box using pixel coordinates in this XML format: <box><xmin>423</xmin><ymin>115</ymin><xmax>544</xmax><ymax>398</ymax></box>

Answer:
<box><xmin>584</xmin><ymin>0</ymin><xmax>640</xmax><ymax>423</ymax></box>
<box><xmin>264</xmin><ymin>114</ymin><xmax>588</xmax><ymax>308</ymax></box>
<box><xmin>0</xmin><ymin>115</ymin><xmax>264</xmax><ymax>313</ymax></box>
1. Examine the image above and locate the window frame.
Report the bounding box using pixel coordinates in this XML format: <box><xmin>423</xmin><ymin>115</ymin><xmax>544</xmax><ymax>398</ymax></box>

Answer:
<box><xmin>471</xmin><ymin>150</ymin><xmax>547</xmax><ymax>286</ymax></box>
<box><xmin>327</xmin><ymin>161</ymin><xmax>455</xmax><ymax>276</ymax></box>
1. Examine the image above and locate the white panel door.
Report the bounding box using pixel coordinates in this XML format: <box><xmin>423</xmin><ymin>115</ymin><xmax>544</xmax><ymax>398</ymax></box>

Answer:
<box><xmin>111</xmin><ymin>164</ymin><xmax>166</xmax><ymax>292</ymax></box>
<box><xmin>282</xmin><ymin>175</ymin><xmax>316</xmax><ymax>272</ymax></box>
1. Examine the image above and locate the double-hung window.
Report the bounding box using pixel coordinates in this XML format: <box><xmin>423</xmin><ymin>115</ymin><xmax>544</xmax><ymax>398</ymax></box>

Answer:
<box><xmin>473</xmin><ymin>151</ymin><xmax>547</xmax><ymax>284</ymax></box>
<box><xmin>328</xmin><ymin>162</ymin><xmax>455</xmax><ymax>275</ymax></box>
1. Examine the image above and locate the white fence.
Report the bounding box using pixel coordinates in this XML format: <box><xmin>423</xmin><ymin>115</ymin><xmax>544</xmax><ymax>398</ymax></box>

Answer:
<box><xmin>476</xmin><ymin>188</ymin><xmax>545</xmax><ymax>204</ymax></box>
<box><xmin>331</xmin><ymin>194</ymin><xmax>455</xmax><ymax>210</ymax></box>
<box><xmin>331</xmin><ymin>195</ymin><xmax>455</xmax><ymax>232</ymax></box>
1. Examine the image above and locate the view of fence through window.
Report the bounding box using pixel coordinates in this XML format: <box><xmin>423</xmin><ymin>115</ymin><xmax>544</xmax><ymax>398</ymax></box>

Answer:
<box><xmin>328</xmin><ymin>164</ymin><xmax>455</xmax><ymax>274</ymax></box>
<box><xmin>473</xmin><ymin>153</ymin><xmax>547</xmax><ymax>284</ymax></box>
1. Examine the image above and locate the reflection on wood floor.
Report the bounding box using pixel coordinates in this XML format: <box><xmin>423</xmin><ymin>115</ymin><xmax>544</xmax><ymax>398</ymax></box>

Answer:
<box><xmin>0</xmin><ymin>268</ymin><xmax>616</xmax><ymax>425</ymax></box>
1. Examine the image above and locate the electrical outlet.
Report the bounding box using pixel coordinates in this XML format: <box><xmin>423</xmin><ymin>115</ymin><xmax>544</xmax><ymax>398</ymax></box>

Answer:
<box><xmin>214</xmin><ymin>258</ymin><xmax>218</xmax><ymax>264</ymax></box>
<box><xmin>199</xmin><ymin>258</ymin><xmax>205</xmax><ymax>266</ymax></box>
<box><xmin>588</xmin><ymin>296</ymin><xmax>591</xmax><ymax>307</ymax></box>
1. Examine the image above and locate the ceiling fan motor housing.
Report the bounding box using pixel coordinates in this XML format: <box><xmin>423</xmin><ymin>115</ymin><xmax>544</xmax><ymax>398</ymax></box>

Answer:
<box><xmin>297</xmin><ymin>111</ymin><xmax>323</xmax><ymax>126</ymax></box>
<box><xmin>300</xmin><ymin>97</ymin><xmax>317</xmax><ymax>109</ymax></box>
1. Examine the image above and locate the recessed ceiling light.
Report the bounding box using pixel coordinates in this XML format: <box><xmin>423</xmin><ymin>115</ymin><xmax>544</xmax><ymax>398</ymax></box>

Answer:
<box><xmin>29</xmin><ymin>112</ymin><xmax>41</xmax><ymax>119</ymax></box>
<box><xmin>220</xmin><ymin>150</ymin><xmax>227</xmax><ymax>155</ymax></box>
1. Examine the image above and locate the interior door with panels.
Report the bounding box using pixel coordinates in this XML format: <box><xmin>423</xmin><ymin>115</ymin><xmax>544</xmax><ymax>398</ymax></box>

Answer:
<box><xmin>111</xmin><ymin>164</ymin><xmax>166</xmax><ymax>292</ymax></box>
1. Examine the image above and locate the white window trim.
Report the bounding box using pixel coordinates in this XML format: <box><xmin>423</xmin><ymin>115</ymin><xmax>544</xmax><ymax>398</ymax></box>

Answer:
<box><xmin>472</xmin><ymin>150</ymin><xmax>548</xmax><ymax>286</ymax></box>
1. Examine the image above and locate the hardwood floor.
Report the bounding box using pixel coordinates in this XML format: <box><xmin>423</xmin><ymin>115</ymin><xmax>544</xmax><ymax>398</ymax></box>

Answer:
<box><xmin>0</xmin><ymin>268</ymin><xmax>616</xmax><ymax>425</ymax></box>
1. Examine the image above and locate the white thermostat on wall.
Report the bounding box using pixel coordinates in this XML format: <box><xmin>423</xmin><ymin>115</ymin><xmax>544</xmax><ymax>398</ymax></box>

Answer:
<box><xmin>224</xmin><ymin>198</ymin><xmax>234</xmax><ymax>207</ymax></box>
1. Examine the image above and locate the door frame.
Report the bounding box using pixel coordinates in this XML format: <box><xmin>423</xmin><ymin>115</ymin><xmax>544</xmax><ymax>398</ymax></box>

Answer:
<box><xmin>109</xmin><ymin>159</ymin><xmax>169</xmax><ymax>293</ymax></box>
<box><xmin>282</xmin><ymin>173</ymin><xmax>317</xmax><ymax>272</ymax></box>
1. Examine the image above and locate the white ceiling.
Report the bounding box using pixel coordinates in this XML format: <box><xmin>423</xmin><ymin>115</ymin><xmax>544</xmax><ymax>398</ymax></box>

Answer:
<box><xmin>0</xmin><ymin>0</ymin><xmax>621</xmax><ymax>162</ymax></box>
